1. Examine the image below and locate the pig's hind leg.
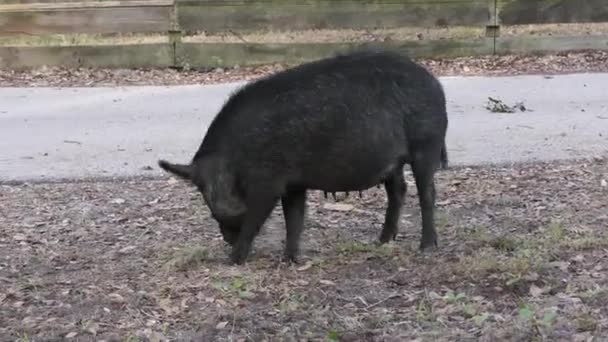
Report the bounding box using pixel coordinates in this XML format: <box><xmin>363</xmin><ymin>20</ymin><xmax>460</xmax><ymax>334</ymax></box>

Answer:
<box><xmin>411</xmin><ymin>141</ymin><xmax>443</xmax><ymax>252</ymax></box>
<box><xmin>378</xmin><ymin>168</ymin><xmax>407</xmax><ymax>244</ymax></box>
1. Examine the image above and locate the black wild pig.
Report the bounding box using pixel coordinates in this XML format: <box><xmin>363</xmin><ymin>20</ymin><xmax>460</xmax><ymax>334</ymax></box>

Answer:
<box><xmin>159</xmin><ymin>48</ymin><xmax>449</xmax><ymax>265</ymax></box>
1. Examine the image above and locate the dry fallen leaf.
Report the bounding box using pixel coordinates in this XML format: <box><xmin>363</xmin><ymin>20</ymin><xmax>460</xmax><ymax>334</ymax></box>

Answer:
<box><xmin>296</xmin><ymin>261</ymin><xmax>313</xmax><ymax>271</ymax></box>
<box><xmin>13</xmin><ymin>234</ymin><xmax>27</xmax><ymax>241</ymax></box>
<box><xmin>65</xmin><ymin>332</ymin><xmax>78</xmax><ymax>338</ymax></box>
<box><xmin>119</xmin><ymin>245</ymin><xmax>137</xmax><ymax>254</ymax></box>
<box><xmin>216</xmin><ymin>321</ymin><xmax>229</xmax><ymax>330</ymax></box>
<box><xmin>529</xmin><ymin>285</ymin><xmax>543</xmax><ymax>297</ymax></box>
<box><xmin>323</xmin><ymin>203</ymin><xmax>354</xmax><ymax>211</ymax></box>
<box><xmin>158</xmin><ymin>298</ymin><xmax>179</xmax><ymax>315</ymax></box>
<box><xmin>320</xmin><ymin>280</ymin><xmax>336</xmax><ymax>286</ymax></box>
<box><xmin>108</xmin><ymin>293</ymin><xmax>125</xmax><ymax>303</ymax></box>
<box><xmin>149</xmin><ymin>331</ymin><xmax>166</xmax><ymax>342</ymax></box>
<box><xmin>84</xmin><ymin>320</ymin><xmax>99</xmax><ymax>336</ymax></box>
<box><xmin>572</xmin><ymin>254</ymin><xmax>585</xmax><ymax>262</ymax></box>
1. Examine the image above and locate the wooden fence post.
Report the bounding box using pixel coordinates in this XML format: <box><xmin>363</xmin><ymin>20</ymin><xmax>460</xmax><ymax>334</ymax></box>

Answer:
<box><xmin>168</xmin><ymin>0</ymin><xmax>182</xmax><ymax>68</ymax></box>
<box><xmin>486</xmin><ymin>0</ymin><xmax>500</xmax><ymax>54</ymax></box>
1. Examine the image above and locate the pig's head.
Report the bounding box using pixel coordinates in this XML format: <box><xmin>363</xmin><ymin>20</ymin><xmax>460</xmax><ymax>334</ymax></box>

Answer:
<box><xmin>158</xmin><ymin>158</ymin><xmax>247</xmax><ymax>245</ymax></box>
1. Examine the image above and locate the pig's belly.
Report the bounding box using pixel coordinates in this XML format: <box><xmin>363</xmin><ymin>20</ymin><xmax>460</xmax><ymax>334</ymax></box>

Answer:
<box><xmin>299</xmin><ymin>155</ymin><xmax>407</xmax><ymax>192</ymax></box>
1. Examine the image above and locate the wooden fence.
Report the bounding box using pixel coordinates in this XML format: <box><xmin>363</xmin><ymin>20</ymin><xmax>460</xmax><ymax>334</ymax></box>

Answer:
<box><xmin>1</xmin><ymin>0</ymin><xmax>608</xmax><ymax>69</ymax></box>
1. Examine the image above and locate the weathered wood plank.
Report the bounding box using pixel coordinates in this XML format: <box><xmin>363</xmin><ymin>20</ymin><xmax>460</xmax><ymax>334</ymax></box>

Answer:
<box><xmin>0</xmin><ymin>6</ymin><xmax>173</xmax><ymax>35</ymax></box>
<box><xmin>495</xmin><ymin>34</ymin><xmax>608</xmax><ymax>54</ymax></box>
<box><xmin>0</xmin><ymin>43</ymin><xmax>173</xmax><ymax>69</ymax></box>
<box><xmin>0</xmin><ymin>1</ymin><xmax>175</xmax><ymax>36</ymax></box>
<box><xmin>176</xmin><ymin>39</ymin><xmax>495</xmax><ymax>68</ymax></box>
<box><xmin>497</xmin><ymin>0</ymin><xmax>608</xmax><ymax>25</ymax></box>
<box><xmin>0</xmin><ymin>1</ymin><xmax>173</xmax><ymax>12</ymax></box>
<box><xmin>177</xmin><ymin>0</ymin><xmax>491</xmax><ymax>32</ymax></box>
<box><xmin>1</xmin><ymin>0</ymin><xmax>138</xmax><ymax>3</ymax></box>
<box><xmin>4</xmin><ymin>35</ymin><xmax>606</xmax><ymax>71</ymax></box>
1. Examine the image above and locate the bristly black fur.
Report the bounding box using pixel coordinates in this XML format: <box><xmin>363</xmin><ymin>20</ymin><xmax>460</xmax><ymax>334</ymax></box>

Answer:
<box><xmin>159</xmin><ymin>47</ymin><xmax>449</xmax><ymax>265</ymax></box>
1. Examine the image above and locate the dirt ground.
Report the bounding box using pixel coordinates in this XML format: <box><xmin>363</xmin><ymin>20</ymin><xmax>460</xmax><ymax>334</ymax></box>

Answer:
<box><xmin>1</xmin><ymin>50</ymin><xmax>608</xmax><ymax>88</ymax></box>
<box><xmin>1</xmin><ymin>158</ymin><xmax>607</xmax><ymax>341</ymax></box>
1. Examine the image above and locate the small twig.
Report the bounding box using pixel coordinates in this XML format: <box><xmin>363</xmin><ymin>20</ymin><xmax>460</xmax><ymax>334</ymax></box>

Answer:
<box><xmin>228</xmin><ymin>29</ymin><xmax>248</xmax><ymax>43</ymax></box>
<box><xmin>355</xmin><ymin>296</ymin><xmax>368</xmax><ymax>307</ymax></box>
<box><xmin>0</xmin><ymin>30</ymin><xmax>35</xmax><ymax>36</ymax></box>
<box><xmin>229</xmin><ymin>311</ymin><xmax>237</xmax><ymax>340</ymax></box>
<box><xmin>516</xmin><ymin>125</ymin><xmax>535</xmax><ymax>130</ymax></box>
<box><xmin>366</xmin><ymin>293</ymin><xmax>401</xmax><ymax>310</ymax></box>
<box><xmin>137</xmin><ymin>228</ymin><xmax>151</xmax><ymax>240</ymax></box>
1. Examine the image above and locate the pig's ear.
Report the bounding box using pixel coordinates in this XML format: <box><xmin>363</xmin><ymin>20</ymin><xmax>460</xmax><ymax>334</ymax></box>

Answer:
<box><xmin>158</xmin><ymin>160</ymin><xmax>193</xmax><ymax>180</ymax></box>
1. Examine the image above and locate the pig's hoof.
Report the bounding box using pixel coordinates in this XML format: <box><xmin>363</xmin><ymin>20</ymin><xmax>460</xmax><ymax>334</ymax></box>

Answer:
<box><xmin>419</xmin><ymin>240</ymin><xmax>438</xmax><ymax>254</ymax></box>
<box><xmin>377</xmin><ymin>232</ymin><xmax>397</xmax><ymax>245</ymax></box>
<box><xmin>283</xmin><ymin>255</ymin><xmax>299</xmax><ymax>264</ymax></box>
<box><xmin>230</xmin><ymin>249</ymin><xmax>249</xmax><ymax>265</ymax></box>
<box><xmin>282</xmin><ymin>250</ymin><xmax>299</xmax><ymax>264</ymax></box>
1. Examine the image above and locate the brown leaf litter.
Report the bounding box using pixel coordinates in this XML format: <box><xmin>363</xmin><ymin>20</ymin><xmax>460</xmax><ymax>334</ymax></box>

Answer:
<box><xmin>1</xmin><ymin>50</ymin><xmax>607</xmax><ymax>88</ymax></box>
<box><xmin>1</xmin><ymin>157</ymin><xmax>608</xmax><ymax>340</ymax></box>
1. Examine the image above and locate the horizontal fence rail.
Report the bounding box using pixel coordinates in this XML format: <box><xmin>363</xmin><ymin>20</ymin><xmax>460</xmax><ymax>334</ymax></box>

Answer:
<box><xmin>497</xmin><ymin>0</ymin><xmax>608</xmax><ymax>25</ymax></box>
<box><xmin>177</xmin><ymin>0</ymin><xmax>493</xmax><ymax>32</ymax></box>
<box><xmin>0</xmin><ymin>1</ymin><xmax>174</xmax><ymax>35</ymax></box>
<box><xmin>0</xmin><ymin>0</ymin><xmax>608</xmax><ymax>69</ymax></box>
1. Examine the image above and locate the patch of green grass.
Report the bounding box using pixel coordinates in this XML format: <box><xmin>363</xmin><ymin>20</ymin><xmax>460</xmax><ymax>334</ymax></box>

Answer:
<box><xmin>454</xmin><ymin>216</ymin><xmax>606</xmax><ymax>286</ymax></box>
<box><xmin>547</xmin><ymin>219</ymin><xmax>566</xmax><ymax>242</ymax></box>
<box><xmin>518</xmin><ymin>303</ymin><xmax>558</xmax><ymax>332</ymax></box>
<box><xmin>16</xmin><ymin>333</ymin><xmax>30</xmax><ymax>342</ymax></box>
<box><xmin>455</xmin><ymin>248</ymin><xmax>501</xmax><ymax>278</ymax></box>
<box><xmin>335</xmin><ymin>241</ymin><xmax>393</xmax><ymax>258</ymax></box>
<box><xmin>509</xmin><ymin>248</ymin><xmax>540</xmax><ymax>272</ymax></box>
<box><xmin>163</xmin><ymin>245</ymin><xmax>209</xmax><ymax>272</ymax></box>
<box><xmin>455</xmin><ymin>240</ymin><xmax>549</xmax><ymax>287</ymax></box>
<box><xmin>459</xmin><ymin>225</ymin><xmax>492</xmax><ymax>243</ymax></box>
<box><xmin>443</xmin><ymin>290</ymin><xmax>467</xmax><ymax>304</ymax></box>
<box><xmin>579</xmin><ymin>286</ymin><xmax>608</xmax><ymax>305</ymax></box>
<box><xmin>124</xmin><ymin>336</ymin><xmax>141</xmax><ymax>342</ymax></box>
<box><xmin>442</xmin><ymin>290</ymin><xmax>488</xmax><ymax>323</ymax></box>
<box><xmin>278</xmin><ymin>292</ymin><xmax>305</xmax><ymax>314</ymax></box>
<box><xmin>472</xmin><ymin>312</ymin><xmax>490</xmax><ymax>327</ymax></box>
<box><xmin>326</xmin><ymin>329</ymin><xmax>340</xmax><ymax>341</ymax></box>
<box><xmin>210</xmin><ymin>275</ymin><xmax>257</xmax><ymax>300</ymax></box>
<box><xmin>461</xmin><ymin>303</ymin><xmax>480</xmax><ymax>319</ymax></box>
<box><xmin>415</xmin><ymin>292</ymin><xmax>436</xmax><ymax>324</ymax></box>
<box><xmin>231</xmin><ymin>276</ymin><xmax>256</xmax><ymax>299</ymax></box>
<box><xmin>575</xmin><ymin>312</ymin><xmax>598</xmax><ymax>332</ymax></box>
<box><xmin>561</xmin><ymin>235</ymin><xmax>608</xmax><ymax>251</ymax></box>
<box><xmin>489</xmin><ymin>236</ymin><xmax>520</xmax><ymax>252</ymax></box>
<box><xmin>336</xmin><ymin>241</ymin><xmax>373</xmax><ymax>255</ymax></box>
<box><xmin>435</xmin><ymin>210</ymin><xmax>449</xmax><ymax>232</ymax></box>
